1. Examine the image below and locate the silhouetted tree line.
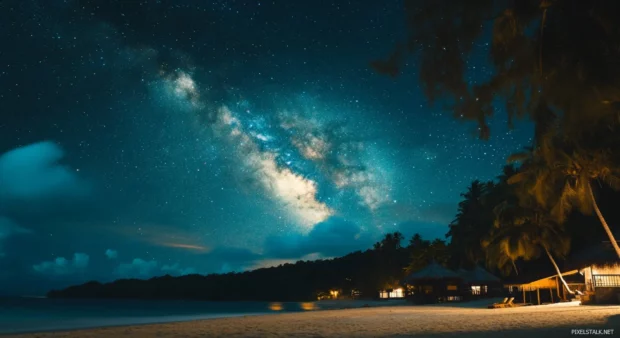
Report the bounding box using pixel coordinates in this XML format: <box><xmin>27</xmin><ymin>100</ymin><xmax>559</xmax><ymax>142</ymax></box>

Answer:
<box><xmin>48</xmin><ymin>234</ymin><xmax>411</xmax><ymax>301</ymax></box>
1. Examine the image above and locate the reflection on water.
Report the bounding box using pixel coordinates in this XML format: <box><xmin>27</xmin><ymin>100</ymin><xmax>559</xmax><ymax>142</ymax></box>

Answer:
<box><xmin>268</xmin><ymin>302</ymin><xmax>283</xmax><ymax>311</ymax></box>
<box><xmin>300</xmin><ymin>302</ymin><xmax>317</xmax><ymax>310</ymax></box>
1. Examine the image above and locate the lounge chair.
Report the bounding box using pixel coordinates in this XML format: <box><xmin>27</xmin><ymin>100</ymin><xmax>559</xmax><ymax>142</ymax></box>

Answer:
<box><xmin>488</xmin><ymin>297</ymin><xmax>514</xmax><ymax>309</ymax></box>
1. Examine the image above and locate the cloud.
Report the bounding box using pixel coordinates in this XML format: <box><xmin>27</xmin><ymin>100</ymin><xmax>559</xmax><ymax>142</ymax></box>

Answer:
<box><xmin>0</xmin><ymin>142</ymin><xmax>88</xmax><ymax>258</ymax></box>
<box><xmin>115</xmin><ymin>258</ymin><xmax>197</xmax><ymax>279</ymax></box>
<box><xmin>105</xmin><ymin>249</ymin><xmax>118</xmax><ymax>259</ymax></box>
<box><xmin>33</xmin><ymin>253</ymin><xmax>90</xmax><ymax>275</ymax></box>
<box><xmin>161</xmin><ymin>263</ymin><xmax>196</xmax><ymax>276</ymax></box>
<box><xmin>115</xmin><ymin>258</ymin><xmax>158</xmax><ymax>278</ymax></box>
<box><xmin>0</xmin><ymin>141</ymin><xmax>88</xmax><ymax>204</ymax></box>
<box><xmin>264</xmin><ymin>217</ymin><xmax>374</xmax><ymax>259</ymax></box>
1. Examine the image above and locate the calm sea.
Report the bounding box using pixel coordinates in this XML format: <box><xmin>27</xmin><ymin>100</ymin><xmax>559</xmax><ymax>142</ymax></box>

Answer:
<box><xmin>0</xmin><ymin>297</ymin><xmax>405</xmax><ymax>334</ymax></box>
<box><xmin>0</xmin><ymin>297</ymin><xmax>304</xmax><ymax>334</ymax></box>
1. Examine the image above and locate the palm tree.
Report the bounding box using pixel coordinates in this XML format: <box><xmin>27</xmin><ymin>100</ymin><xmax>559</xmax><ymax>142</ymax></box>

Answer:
<box><xmin>483</xmin><ymin>199</ymin><xmax>575</xmax><ymax>295</ymax></box>
<box><xmin>447</xmin><ymin>180</ymin><xmax>495</xmax><ymax>268</ymax></box>
<box><xmin>508</xmin><ymin>136</ymin><xmax>620</xmax><ymax>259</ymax></box>
<box><xmin>405</xmin><ymin>238</ymin><xmax>449</xmax><ymax>274</ymax></box>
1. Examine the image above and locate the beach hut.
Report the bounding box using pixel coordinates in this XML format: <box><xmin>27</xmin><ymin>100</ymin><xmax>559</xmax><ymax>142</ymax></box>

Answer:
<box><xmin>404</xmin><ymin>261</ymin><xmax>463</xmax><ymax>303</ymax></box>
<box><xmin>566</xmin><ymin>240</ymin><xmax>620</xmax><ymax>304</ymax></box>
<box><xmin>504</xmin><ymin>270</ymin><xmax>585</xmax><ymax>305</ymax></box>
<box><xmin>458</xmin><ymin>266</ymin><xmax>502</xmax><ymax>297</ymax></box>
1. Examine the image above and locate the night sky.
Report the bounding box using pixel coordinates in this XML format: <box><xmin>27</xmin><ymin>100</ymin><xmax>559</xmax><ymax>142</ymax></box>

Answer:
<box><xmin>0</xmin><ymin>0</ymin><xmax>532</xmax><ymax>295</ymax></box>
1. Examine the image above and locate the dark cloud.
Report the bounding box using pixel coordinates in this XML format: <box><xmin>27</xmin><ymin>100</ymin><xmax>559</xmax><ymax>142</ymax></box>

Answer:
<box><xmin>264</xmin><ymin>217</ymin><xmax>374</xmax><ymax>259</ymax></box>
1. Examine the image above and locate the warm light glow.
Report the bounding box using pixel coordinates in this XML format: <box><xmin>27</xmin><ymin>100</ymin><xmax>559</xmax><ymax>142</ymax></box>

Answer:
<box><xmin>379</xmin><ymin>288</ymin><xmax>404</xmax><ymax>298</ymax></box>
<box><xmin>300</xmin><ymin>302</ymin><xmax>317</xmax><ymax>310</ymax></box>
<box><xmin>268</xmin><ymin>302</ymin><xmax>283</xmax><ymax>311</ymax></box>
<box><xmin>591</xmin><ymin>264</ymin><xmax>620</xmax><ymax>275</ymax></box>
<box><xmin>329</xmin><ymin>290</ymin><xmax>339</xmax><ymax>298</ymax></box>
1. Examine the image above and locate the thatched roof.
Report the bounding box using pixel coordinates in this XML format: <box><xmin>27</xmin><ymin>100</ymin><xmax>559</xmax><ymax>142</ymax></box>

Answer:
<box><xmin>458</xmin><ymin>266</ymin><xmax>501</xmax><ymax>284</ymax></box>
<box><xmin>566</xmin><ymin>241</ymin><xmax>620</xmax><ymax>270</ymax></box>
<box><xmin>404</xmin><ymin>261</ymin><xmax>461</xmax><ymax>283</ymax></box>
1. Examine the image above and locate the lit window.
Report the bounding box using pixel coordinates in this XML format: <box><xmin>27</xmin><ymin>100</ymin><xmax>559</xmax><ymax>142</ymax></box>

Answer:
<box><xmin>389</xmin><ymin>288</ymin><xmax>404</xmax><ymax>298</ymax></box>
<box><xmin>447</xmin><ymin>285</ymin><xmax>458</xmax><ymax>291</ymax></box>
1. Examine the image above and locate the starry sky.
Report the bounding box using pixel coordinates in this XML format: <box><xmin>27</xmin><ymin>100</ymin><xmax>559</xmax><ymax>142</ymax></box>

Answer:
<box><xmin>0</xmin><ymin>0</ymin><xmax>533</xmax><ymax>295</ymax></box>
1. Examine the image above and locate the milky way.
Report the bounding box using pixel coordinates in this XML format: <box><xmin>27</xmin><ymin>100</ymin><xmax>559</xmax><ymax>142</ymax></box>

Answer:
<box><xmin>0</xmin><ymin>0</ymin><xmax>533</xmax><ymax>295</ymax></box>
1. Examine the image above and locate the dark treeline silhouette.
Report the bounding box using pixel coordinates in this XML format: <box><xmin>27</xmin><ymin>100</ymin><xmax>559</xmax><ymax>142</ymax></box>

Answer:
<box><xmin>48</xmin><ymin>233</ymin><xmax>411</xmax><ymax>301</ymax></box>
<box><xmin>48</xmin><ymin>177</ymin><xmax>620</xmax><ymax>302</ymax></box>
<box><xmin>48</xmin><ymin>156</ymin><xmax>620</xmax><ymax>302</ymax></box>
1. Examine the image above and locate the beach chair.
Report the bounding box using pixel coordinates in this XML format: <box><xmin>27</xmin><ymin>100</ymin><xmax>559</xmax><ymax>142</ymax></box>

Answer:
<box><xmin>489</xmin><ymin>297</ymin><xmax>515</xmax><ymax>309</ymax></box>
<box><xmin>487</xmin><ymin>297</ymin><xmax>508</xmax><ymax>309</ymax></box>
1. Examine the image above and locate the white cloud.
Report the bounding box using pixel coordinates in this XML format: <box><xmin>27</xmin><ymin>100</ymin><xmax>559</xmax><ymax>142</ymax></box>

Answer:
<box><xmin>33</xmin><ymin>253</ymin><xmax>90</xmax><ymax>275</ymax></box>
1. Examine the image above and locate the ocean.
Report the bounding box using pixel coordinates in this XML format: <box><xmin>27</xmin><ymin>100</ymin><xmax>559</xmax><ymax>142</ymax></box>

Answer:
<box><xmin>0</xmin><ymin>297</ymin><xmax>405</xmax><ymax>334</ymax></box>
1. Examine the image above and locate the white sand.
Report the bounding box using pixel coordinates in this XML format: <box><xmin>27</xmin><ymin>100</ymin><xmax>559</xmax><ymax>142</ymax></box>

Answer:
<box><xmin>6</xmin><ymin>300</ymin><xmax>620</xmax><ymax>337</ymax></box>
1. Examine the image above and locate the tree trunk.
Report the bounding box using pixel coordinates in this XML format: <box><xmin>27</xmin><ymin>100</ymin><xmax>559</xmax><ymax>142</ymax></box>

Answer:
<box><xmin>543</xmin><ymin>246</ymin><xmax>574</xmax><ymax>295</ymax></box>
<box><xmin>588</xmin><ymin>182</ymin><xmax>620</xmax><ymax>259</ymax></box>
<box><xmin>511</xmin><ymin>259</ymin><xmax>519</xmax><ymax>275</ymax></box>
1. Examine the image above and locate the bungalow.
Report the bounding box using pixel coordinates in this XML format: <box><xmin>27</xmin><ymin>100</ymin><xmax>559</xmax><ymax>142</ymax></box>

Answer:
<box><xmin>403</xmin><ymin>261</ymin><xmax>464</xmax><ymax>303</ymax></box>
<box><xmin>504</xmin><ymin>270</ymin><xmax>585</xmax><ymax>305</ymax></box>
<box><xmin>566</xmin><ymin>240</ymin><xmax>620</xmax><ymax>304</ymax></box>
<box><xmin>504</xmin><ymin>240</ymin><xmax>620</xmax><ymax>305</ymax></box>
<box><xmin>458</xmin><ymin>266</ymin><xmax>503</xmax><ymax>298</ymax></box>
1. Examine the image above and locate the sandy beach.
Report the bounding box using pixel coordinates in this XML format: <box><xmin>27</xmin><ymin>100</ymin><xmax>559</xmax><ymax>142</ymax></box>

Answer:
<box><xmin>5</xmin><ymin>300</ymin><xmax>620</xmax><ymax>338</ymax></box>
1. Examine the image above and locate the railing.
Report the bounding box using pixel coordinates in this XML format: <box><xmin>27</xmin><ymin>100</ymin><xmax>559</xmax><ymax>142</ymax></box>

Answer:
<box><xmin>593</xmin><ymin>275</ymin><xmax>620</xmax><ymax>288</ymax></box>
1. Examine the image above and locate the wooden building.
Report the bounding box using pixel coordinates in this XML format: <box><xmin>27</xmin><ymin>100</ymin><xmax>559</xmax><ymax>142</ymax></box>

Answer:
<box><xmin>403</xmin><ymin>261</ymin><xmax>464</xmax><ymax>303</ymax></box>
<box><xmin>504</xmin><ymin>270</ymin><xmax>585</xmax><ymax>305</ymax></box>
<box><xmin>567</xmin><ymin>240</ymin><xmax>620</xmax><ymax>304</ymax></box>
<box><xmin>458</xmin><ymin>266</ymin><xmax>503</xmax><ymax>298</ymax></box>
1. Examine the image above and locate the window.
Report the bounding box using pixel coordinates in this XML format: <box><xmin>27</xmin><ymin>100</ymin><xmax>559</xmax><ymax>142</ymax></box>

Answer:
<box><xmin>471</xmin><ymin>285</ymin><xmax>488</xmax><ymax>295</ymax></box>
<box><xmin>447</xmin><ymin>285</ymin><xmax>458</xmax><ymax>291</ymax></box>
<box><xmin>389</xmin><ymin>288</ymin><xmax>404</xmax><ymax>298</ymax></box>
<box><xmin>593</xmin><ymin>275</ymin><xmax>620</xmax><ymax>287</ymax></box>
<box><xmin>447</xmin><ymin>296</ymin><xmax>462</xmax><ymax>301</ymax></box>
<box><xmin>379</xmin><ymin>288</ymin><xmax>404</xmax><ymax>298</ymax></box>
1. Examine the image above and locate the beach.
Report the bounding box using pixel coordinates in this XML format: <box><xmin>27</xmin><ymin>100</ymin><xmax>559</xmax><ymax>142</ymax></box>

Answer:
<box><xmin>5</xmin><ymin>300</ymin><xmax>620</xmax><ymax>337</ymax></box>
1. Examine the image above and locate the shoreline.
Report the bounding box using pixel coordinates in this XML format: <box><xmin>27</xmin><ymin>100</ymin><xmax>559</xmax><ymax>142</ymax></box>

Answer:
<box><xmin>4</xmin><ymin>300</ymin><xmax>620</xmax><ymax>338</ymax></box>
<box><xmin>0</xmin><ymin>299</ymin><xmax>408</xmax><ymax>336</ymax></box>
